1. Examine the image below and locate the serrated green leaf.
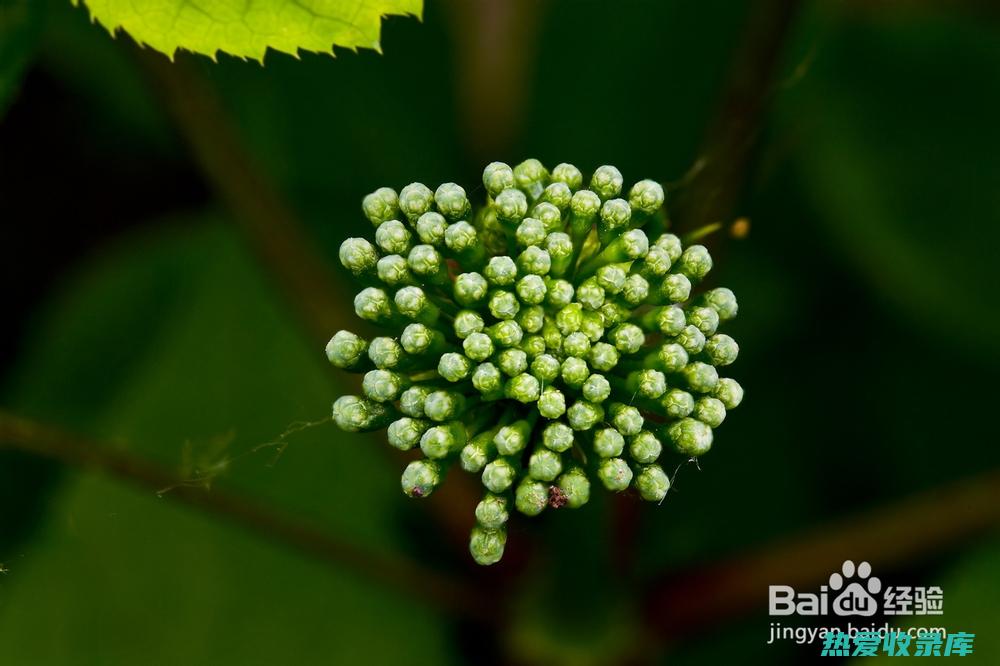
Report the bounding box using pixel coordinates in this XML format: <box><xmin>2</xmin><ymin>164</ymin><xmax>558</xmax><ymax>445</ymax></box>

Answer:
<box><xmin>73</xmin><ymin>0</ymin><xmax>422</xmax><ymax>61</ymax></box>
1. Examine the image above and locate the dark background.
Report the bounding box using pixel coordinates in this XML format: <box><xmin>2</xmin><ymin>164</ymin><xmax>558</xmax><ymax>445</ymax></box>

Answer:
<box><xmin>1</xmin><ymin>0</ymin><xmax>998</xmax><ymax>663</ymax></box>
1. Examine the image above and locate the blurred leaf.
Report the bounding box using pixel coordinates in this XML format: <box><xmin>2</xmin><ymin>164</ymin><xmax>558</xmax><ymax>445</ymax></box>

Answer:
<box><xmin>72</xmin><ymin>0</ymin><xmax>421</xmax><ymax>61</ymax></box>
<box><xmin>777</xmin><ymin>11</ymin><xmax>1000</xmax><ymax>357</ymax></box>
<box><xmin>0</xmin><ymin>219</ymin><xmax>456</xmax><ymax>663</ymax></box>
<box><xmin>0</xmin><ymin>0</ymin><xmax>43</xmax><ymax>114</ymax></box>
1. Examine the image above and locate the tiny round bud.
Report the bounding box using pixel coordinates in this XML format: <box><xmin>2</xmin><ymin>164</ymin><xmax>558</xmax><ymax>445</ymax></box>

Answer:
<box><xmin>589</xmin><ymin>342</ymin><xmax>620</xmax><ymax>372</ymax></box>
<box><xmin>376</xmin><ymin>254</ymin><xmax>415</xmax><ymax>287</ymax></box>
<box><xmin>629</xmin><ymin>179</ymin><xmax>665</xmax><ymax>215</ymax></box>
<box><xmin>600</xmin><ymin>198</ymin><xmax>632</xmax><ymax>233</ymax></box>
<box><xmin>399</xmin><ymin>386</ymin><xmax>431</xmax><ymax>417</ymax></box>
<box><xmin>489</xmin><ymin>320</ymin><xmax>524</xmax><ymax>348</ymax></box>
<box><xmin>580</xmin><ymin>311</ymin><xmax>606</xmax><ymax>342</ymax></box>
<box><xmin>597</xmin><ymin>457</ymin><xmax>633</xmax><ymax>491</ymax></box>
<box><xmin>484</xmin><ymin>255</ymin><xmax>518</xmax><ymax>286</ymax></box>
<box><xmin>658</xmin><ymin>343</ymin><xmax>689</xmax><ymax>373</ymax></box>
<box><xmin>517</xmin><ymin>305</ymin><xmax>546</xmax><ymax>334</ymax></box>
<box><xmin>629</xmin><ymin>431</ymin><xmax>662</xmax><ymax>464</ymax></box>
<box><xmin>594</xmin><ymin>428</ymin><xmax>625</xmax><ymax>458</ymax></box>
<box><xmin>364</xmin><ymin>357</ymin><xmax>402</xmax><ymax>397</ymax></box>
<box><xmin>713</xmin><ymin>378</ymin><xmax>744</xmax><ymax>409</ymax></box>
<box><xmin>515</xmin><ymin>478</ymin><xmax>549</xmax><ymax>516</ymax></box>
<box><xmin>662</xmin><ymin>273</ymin><xmax>692</xmax><ymax>303</ymax></box>
<box><xmin>516</xmin><ymin>218</ymin><xmax>547</xmax><ymax>247</ymax></box>
<box><xmin>704</xmin><ymin>287</ymin><xmax>739</xmax><ymax>321</ymax></box>
<box><xmin>557</xmin><ymin>467</ymin><xmax>591</xmax><ymax>508</ymax></box>
<box><xmin>495</xmin><ymin>188</ymin><xmax>529</xmax><ymax>224</ymax></box>
<box><xmin>394</xmin><ymin>286</ymin><xmax>433</xmax><ymax>322</ymax></box>
<box><xmin>454</xmin><ymin>310</ymin><xmax>485</xmax><ymax>339</ymax></box>
<box><xmin>469</xmin><ymin>526</ymin><xmax>506</xmax><ymax>566</ymax></box>
<box><xmin>482</xmin><ymin>458</ymin><xmax>517</xmax><ymax>492</ymax></box>
<box><xmin>454</xmin><ymin>272</ymin><xmax>489</xmax><ymax>307</ymax></box>
<box><xmin>538</xmin><ymin>386</ymin><xmax>567</xmax><ymax>419</ymax></box>
<box><xmin>333</xmin><ymin>395</ymin><xmax>393</xmax><ymax>432</ymax></box>
<box><xmin>517</xmin><ymin>246</ymin><xmax>552</xmax><ymax>275</ymax></box>
<box><xmin>704</xmin><ymin>334</ymin><xmax>740</xmax><ymax>367</ymax></box>
<box><xmin>516</xmin><ymin>274</ymin><xmax>548</xmax><ymax>305</ymax></box>
<box><xmin>362</xmin><ymin>187</ymin><xmax>399</xmax><ymax>226</ymax></box>
<box><xmin>567</xmin><ymin>400</ymin><xmax>604</xmax><ymax>431</ymax></box>
<box><xmin>635</xmin><ymin>464</ymin><xmax>671</xmax><ymax>502</ymax></box>
<box><xmin>483</xmin><ymin>162</ymin><xmax>515</xmax><ymax>197</ymax></box>
<box><xmin>663</xmin><ymin>389</ymin><xmax>695</xmax><ymax>418</ymax></box>
<box><xmin>472</xmin><ymin>362</ymin><xmax>503</xmax><ymax>396</ymax></box>
<box><xmin>694</xmin><ymin>397</ymin><xmax>727</xmax><ymax>427</ymax></box>
<box><xmin>400</xmin><ymin>323</ymin><xmax>441</xmax><ymax>355</ymax></box>
<box><xmin>401</xmin><ymin>459</ymin><xmax>441</xmax><ymax>497</ymax></box>
<box><xmin>590</xmin><ymin>165</ymin><xmax>624</xmax><ymax>200</ymax></box>
<box><xmin>677</xmin><ymin>244</ymin><xmax>713</xmax><ymax>281</ymax></box>
<box><xmin>610</xmin><ymin>324</ymin><xmax>645</xmax><ymax>355</ymax></box>
<box><xmin>489</xmin><ymin>290</ymin><xmax>521</xmax><ymax>320</ymax></box>
<box><xmin>561</xmin><ymin>356</ymin><xmax>590</xmax><ymax>389</ymax></box>
<box><xmin>416</xmin><ymin>211</ymin><xmax>448</xmax><ymax>246</ymax></box>
<box><xmin>420</xmin><ymin>421</ymin><xmax>466</xmax><ymax>458</ymax></box>
<box><xmin>529</xmin><ymin>448</ymin><xmax>563</xmax><ymax>481</ymax></box>
<box><xmin>407</xmin><ymin>244</ymin><xmax>445</xmax><ymax>280</ymax></box>
<box><xmin>424</xmin><ymin>390</ymin><xmax>466</xmax><ymax>422</ymax></box>
<box><xmin>640</xmin><ymin>246</ymin><xmax>673</xmax><ymax>278</ymax></box>
<box><xmin>552</xmin><ymin>163</ymin><xmax>583</xmax><ymax>189</ymax></box>
<box><xmin>621</xmin><ymin>274</ymin><xmax>650</xmax><ymax>305</ymax></box>
<box><xmin>387</xmin><ymin>417</ymin><xmax>429</xmax><ymax>451</ymax></box>
<box><xmin>576</xmin><ymin>279</ymin><xmax>605</xmax><ymax>311</ymax></box>
<box><xmin>399</xmin><ymin>182</ymin><xmax>434</xmax><ymax>221</ymax></box>
<box><xmin>461</xmin><ymin>436</ymin><xmax>492</xmax><ymax>473</ymax></box>
<box><xmin>556</xmin><ymin>303</ymin><xmax>583</xmax><ymax>335</ymax></box>
<box><xmin>540</xmin><ymin>181</ymin><xmax>573</xmax><ymax>210</ymax></box>
<box><xmin>610</xmin><ymin>403</ymin><xmax>644</xmax><ymax>436</ymax></box>
<box><xmin>654</xmin><ymin>233</ymin><xmax>683</xmax><ymax>261</ymax></box>
<box><xmin>531</xmin><ymin>354</ymin><xmax>561</xmax><ymax>383</ymax></box>
<box><xmin>563</xmin><ymin>331</ymin><xmax>592</xmax><ymax>357</ymax></box>
<box><xmin>498</xmin><ymin>348</ymin><xmax>529</xmax><ymax>376</ymax></box>
<box><xmin>438</xmin><ymin>352</ymin><xmax>472</xmax><ymax>382</ymax></box>
<box><xmin>445</xmin><ymin>221</ymin><xmax>480</xmax><ymax>256</ymax></box>
<box><xmin>434</xmin><ymin>182</ymin><xmax>471</xmax><ymax>220</ymax></box>
<box><xmin>543</xmin><ymin>422</ymin><xmax>574</xmax><ymax>452</ymax></box>
<box><xmin>633</xmin><ymin>369</ymin><xmax>667</xmax><ymax>399</ymax></box>
<box><xmin>531</xmin><ymin>201</ymin><xmax>562</xmax><ymax>233</ymax></box>
<box><xmin>582</xmin><ymin>374</ymin><xmax>612</xmax><ymax>403</ymax></box>
<box><xmin>683</xmin><ymin>361</ymin><xmax>719</xmax><ymax>393</ymax></box>
<box><xmin>339</xmin><ymin>238</ymin><xmax>379</xmax><ymax>277</ymax></box>
<box><xmin>669</xmin><ymin>418</ymin><xmax>714</xmax><ymax>457</ymax></box>
<box><xmin>476</xmin><ymin>494</ymin><xmax>509</xmax><ymax>529</ymax></box>
<box><xmin>571</xmin><ymin>189</ymin><xmax>602</xmax><ymax>219</ymax></box>
<box><xmin>368</xmin><ymin>337</ymin><xmax>404</xmax><ymax>369</ymax></box>
<box><xmin>520</xmin><ymin>334</ymin><xmax>547</xmax><ymax>358</ymax></box>
<box><xmin>658</xmin><ymin>306</ymin><xmax>686</xmax><ymax>336</ymax></box>
<box><xmin>688</xmin><ymin>306</ymin><xmax>720</xmax><ymax>336</ymax></box>
<box><xmin>675</xmin><ymin>325</ymin><xmax>707</xmax><ymax>354</ymax></box>
<box><xmin>326</xmin><ymin>330</ymin><xmax>367</xmax><ymax>369</ymax></box>
<box><xmin>354</xmin><ymin>287</ymin><xmax>394</xmax><ymax>323</ymax></box>
<box><xmin>596</xmin><ymin>265</ymin><xmax>627</xmax><ymax>294</ymax></box>
<box><xmin>463</xmin><ymin>332</ymin><xmax>494</xmax><ymax>362</ymax></box>
<box><xmin>374</xmin><ymin>220</ymin><xmax>412</xmax><ymax>255</ymax></box>
<box><xmin>506</xmin><ymin>373</ymin><xmax>541</xmax><ymax>403</ymax></box>
<box><xmin>620</xmin><ymin>229</ymin><xmax>649</xmax><ymax>259</ymax></box>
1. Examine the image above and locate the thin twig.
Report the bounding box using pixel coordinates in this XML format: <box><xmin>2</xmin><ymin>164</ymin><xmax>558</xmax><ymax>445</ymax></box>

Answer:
<box><xmin>643</xmin><ymin>468</ymin><xmax>1000</xmax><ymax>640</ymax></box>
<box><xmin>669</xmin><ymin>0</ymin><xmax>803</xmax><ymax>233</ymax></box>
<box><xmin>0</xmin><ymin>409</ymin><xmax>488</xmax><ymax>619</ymax></box>
<box><xmin>135</xmin><ymin>50</ymin><xmax>484</xmax><ymax>552</ymax></box>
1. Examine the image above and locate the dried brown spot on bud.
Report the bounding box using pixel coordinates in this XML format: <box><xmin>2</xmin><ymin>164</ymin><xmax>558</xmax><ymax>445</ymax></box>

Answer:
<box><xmin>548</xmin><ymin>485</ymin><xmax>568</xmax><ymax>509</ymax></box>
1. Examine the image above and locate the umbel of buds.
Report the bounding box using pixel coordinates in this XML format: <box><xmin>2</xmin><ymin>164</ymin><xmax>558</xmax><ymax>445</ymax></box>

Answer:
<box><xmin>328</xmin><ymin>160</ymin><xmax>743</xmax><ymax>565</ymax></box>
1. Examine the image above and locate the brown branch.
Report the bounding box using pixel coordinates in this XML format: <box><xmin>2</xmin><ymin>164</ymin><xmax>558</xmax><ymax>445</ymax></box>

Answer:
<box><xmin>643</xmin><ymin>468</ymin><xmax>1000</xmax><ymax>639</ymax></box>
<box><xmin>0</xmin><ymin>409</ymin><xmax>488</xmax><ymax>619</ymax></box>
<box><xmin>135</xmin><ymin>50</ymin><xmax>484</xmax><ymax>554</ymax></box>
<box><xmin>669</xmin><ymin>0</ymin><xmax>803</xmax><ymax>232</ymax></box>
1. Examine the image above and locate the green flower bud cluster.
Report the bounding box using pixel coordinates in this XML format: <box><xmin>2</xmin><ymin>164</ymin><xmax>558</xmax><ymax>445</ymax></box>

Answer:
<box><xmin>331</xmin><ymin>160</ymin><xmax>744</xmax><ymax>565</ymax></box>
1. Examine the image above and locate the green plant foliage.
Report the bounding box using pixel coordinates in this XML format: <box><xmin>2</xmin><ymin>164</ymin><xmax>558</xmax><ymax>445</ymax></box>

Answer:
<box><xmin>0</xmin><ymin>221</ymin><xmax>454</xmax><ymax>664</ymax></box>
<box><xmin>73</xmin><ymin>0</ymin><xmax>422</xmax><ymax>61</ymax></box>
<box><xmin>0</xmin><ymin>0</ymin><xmax>42</xmax><ymax>114</ymax></box>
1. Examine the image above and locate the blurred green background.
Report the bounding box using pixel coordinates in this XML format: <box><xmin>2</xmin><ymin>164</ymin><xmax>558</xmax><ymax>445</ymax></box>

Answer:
<box><xmin>1</xmin><ymin>0</ymin><xmax>998</xmax><ymax>663</ymax></box>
